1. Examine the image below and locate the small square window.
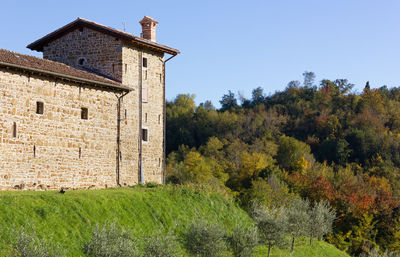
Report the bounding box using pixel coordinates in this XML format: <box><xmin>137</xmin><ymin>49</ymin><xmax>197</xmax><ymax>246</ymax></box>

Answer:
<box><xmin>81</xmin><ymin>107</ymin><xmax>88</xmax><ymax>120</ymax></box>
<box><xmin>142</xmin><ymin>128</ymin><xmax>148</xmax><ymax>142</ymax></box>
<box><xmin>142</xmin><ymin>57</ymin><xmax>148</xmax><ymax>68</ymax></box>
<box><xmin>36</xmin><ymin>101</ymin><xmax>44</xmax><ymax>114</ymax></box>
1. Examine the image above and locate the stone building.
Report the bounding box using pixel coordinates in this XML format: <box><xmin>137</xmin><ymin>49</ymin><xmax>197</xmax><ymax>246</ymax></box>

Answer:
<box><xmin>0</xmin><ymin>17</ymin><xmax>179</xmax><ymax>190</ymax></box>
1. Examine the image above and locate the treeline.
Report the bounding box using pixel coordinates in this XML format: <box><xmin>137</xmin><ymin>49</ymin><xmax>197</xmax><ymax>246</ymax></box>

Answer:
<box><xmin>166</xmin><ymin>72</ymin><xmax>400</xmax><ymax>256</ymax></box>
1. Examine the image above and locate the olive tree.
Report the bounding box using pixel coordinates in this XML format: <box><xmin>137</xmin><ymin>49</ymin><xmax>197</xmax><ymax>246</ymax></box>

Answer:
<box><xmin>227</xmin><ymin>225</ymin><xmax>259</xmax><ymax>257</ymax></box>
<box><xmin>309</xmin><ymin>200</ymin><xmax>336</xmax><ymax>245</ymax></box>
<box><xmin>250</xmin><ymin>203</ymin><xmax>288</xmax><ymax>257</ymax></box>
<box><xmin>286</xmin><ymin>198</ymin><xmax>310</xmax><ymax>256</ymax></box>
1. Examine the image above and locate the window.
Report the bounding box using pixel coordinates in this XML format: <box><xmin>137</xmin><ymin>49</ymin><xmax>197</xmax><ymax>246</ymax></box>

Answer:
<box><xmin>79</xmin><ymin>27</ymin><xmax>83</xmax><ymax>35</ymax></box>
<box><xmin>81</xmin><ymin>107</ymin><xmax>88</xmax><ymax>120</ymax></box>
<box><xmin>78</xmin><ymin>58</ymin><xmax>86</xmax><ymax>65</ymax></box>
<box><xmin>142</xmin><ymin>57</ymin><xmax>148</xmax><ymax>68</ymax></box>
<box><xmin>142</xmin><ymin>128</ymin><xmax>148</xmax><ymax>142</ymax></box>
<box><xmin>145</xmin><ymin>113</ymin><xmax>148</xmax><ymax>123</ymax></box>
<box><xmin>36</xmin><ymin>101</ymin><xmax>44</xmax><ymax>114</ymax></box>
<box><xmin>12</xmin><ymin>122</ymin><xmax>17</xmax><ymax>138</ymax></box>
<box><xmin>158</xmin><ymin>114</ymin><xmax>161</xmax><ymax>124</ymax></box>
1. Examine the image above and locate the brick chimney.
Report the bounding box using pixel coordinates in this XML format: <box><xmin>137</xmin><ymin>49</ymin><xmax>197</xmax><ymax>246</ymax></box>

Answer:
<box><xmin>139</xmin><ymin>16</ymin><xmax>158</xmax><ymax>42</ymax></box>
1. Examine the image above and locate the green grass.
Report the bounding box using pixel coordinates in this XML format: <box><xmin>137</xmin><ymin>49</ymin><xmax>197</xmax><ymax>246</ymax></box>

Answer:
<box><xmin>254</xmin><ymin>237</ymin><xmax>350</xmax><ymax>257</ymax></box>
<box><xmin>0</xmin><ymin>185</ymin><xmax>349</xmax><ymax>257</ymax></box>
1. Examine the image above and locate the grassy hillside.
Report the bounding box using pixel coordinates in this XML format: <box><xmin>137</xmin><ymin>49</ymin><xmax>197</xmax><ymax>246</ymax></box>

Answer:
<box><xmin>254</xmin><ymin>237</ymin><xmax>350</xmax><ymax>257</ymax></box>
<box><xmin>0</xmin><ymin>185</ymin><xmax>349</xmax><ymax>256</ymax></box>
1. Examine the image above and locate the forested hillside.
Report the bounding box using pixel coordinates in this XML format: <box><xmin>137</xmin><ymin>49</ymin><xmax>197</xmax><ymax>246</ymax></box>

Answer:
<box><xmin>166</xmin><ymin>72</ymin><xmax>400</xmax><ymax>256</ymax></box>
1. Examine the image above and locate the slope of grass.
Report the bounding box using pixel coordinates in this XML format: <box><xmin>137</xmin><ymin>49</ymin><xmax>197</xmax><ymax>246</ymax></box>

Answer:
<box><xmin>254</xmin><ymin>237</ymin><xmax>350</xmax><ymax>257</ymax></box>
<box><xmin>0</xmin><ymin>185</ymin><xmax>349</xmax><ymax>256</ymax></box>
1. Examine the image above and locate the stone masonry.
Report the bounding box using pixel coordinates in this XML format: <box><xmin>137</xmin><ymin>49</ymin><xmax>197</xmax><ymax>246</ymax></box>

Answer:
<box><xmin>0</xmin><ymin>17</ymin><xmax>179</xmax><ymax>190</ymax></box>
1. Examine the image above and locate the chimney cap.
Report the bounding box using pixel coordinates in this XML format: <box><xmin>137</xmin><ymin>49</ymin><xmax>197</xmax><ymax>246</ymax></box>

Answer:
<box><xmin>139</xmin><ymin>16</ymin><xmax>158</xmax><ymax>25</ymax></box>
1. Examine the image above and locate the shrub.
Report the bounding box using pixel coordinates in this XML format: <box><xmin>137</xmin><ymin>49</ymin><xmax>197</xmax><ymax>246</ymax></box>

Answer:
<box><xmin>145</xmin><ymin>182</ymin><xmax>159</xmax><ymax>188</ymax></box>
<box><xmin>360</xmin><ymin>247</ymin><xmax>400</xmax><ymax>257</ymax></box>
<box><xmin>11</xmin><ymin>229</ymin><xmax>65</xmax><ymax>257</ymax></box>
<box><xmin>184</xmin><ymin>220</ymin><xmax>226</xmax><ymax>257</ymax></box>
<box><xmin>227</xmin><ymin>225</ymin><xmax>259</xmax><ymax>257</ymax></box>
<box><xmin>143</xmin><ymin>233</ymin><xmax>181</xmax><ymax>257</ymax></box>
<box><xmin>83</xmin><ymin>223</ymin><xmax>139</xmax><ymax>257</ymax></box>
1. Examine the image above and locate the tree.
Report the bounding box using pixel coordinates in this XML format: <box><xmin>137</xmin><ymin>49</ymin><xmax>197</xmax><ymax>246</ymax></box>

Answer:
<box><xmin>276</xmin><ymin>135</ymin><xmax>313</xmax><ymax>172</ymax></box>
<box><xmin>308</xmin><ymin>201</ymin><xmax>336</xmax><ymax>245</ymax></box>
<box><xmin>227</xmin><ymin>225</ymin><xmax>259</xmax><ymax>257</ymax></box>
<box><xmin>251</xmin><ymin>204</ymin><xmax>287</xmax><ymax>257</ymax></box>
<box><xmin>350</xmin><ymin>213</ymin><xmax>378</xmax><ymax>256</ymax></box>
<box><xmin>251</xmin><ymin>87</ymin><xmax>265</xmax><ymax>106</ymax></box>
<box><xmin>286</xmin><ymin>198</ymin><xmax>311</xmax><ymax>256</ymax></box>
<box><xmin>220</xmin><ymin>90</ymin><xmax>238</xmax><ymax>111</ymax></box>
<box><xmin>184</xmin><ymin>220</ymin><xmax>226</xmax><ymax>257</ymax></box>
<box><xmin>303</xmin><ymin>71</ymin><xmax>315</xmax><ymax>88</ymax></box>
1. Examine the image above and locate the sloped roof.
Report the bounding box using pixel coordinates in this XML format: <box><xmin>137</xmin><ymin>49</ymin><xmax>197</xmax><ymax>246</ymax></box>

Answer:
<box><xmin>0</xmin><ymin>49</ymin><xmax>131</xmax><ymax>92</ymax></box>
<box><xmin>27</xmin><ymin>18</ymin><xmax>180</xmax><ymax>55</ymax></box>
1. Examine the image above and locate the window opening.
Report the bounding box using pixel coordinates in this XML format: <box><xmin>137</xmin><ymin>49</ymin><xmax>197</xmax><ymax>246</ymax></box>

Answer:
<box><xmin>12</xmin><ymin>122</ymin><xmax>17</xmax><ymax>138</ymax></box>
<box><xmin>142</xmin><ymin>57</ymin><xmax>148</xmax><ymax>68</ymax></box>
<box><xmin>142</xmin><ymin>128</ymin><xmax>148</xmax><ymax>142</ymax></box>
<box><xmin>81</xmin><ymin>107</ymin><xmax>88</xmax><ymax>120</ymax></box>
<box><xmin>78</xmin><ymin>58</ymin><xmax>86</xmax><ymax>65</ymax></box>
<box><xmin>36</xmin><ymin>101</ymin><xmax>44</xmax><ymax>114</ymax></box>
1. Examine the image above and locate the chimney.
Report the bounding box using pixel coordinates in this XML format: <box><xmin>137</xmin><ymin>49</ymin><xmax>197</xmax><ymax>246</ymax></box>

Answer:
<box><xmin>139</xmin><ymin>16</ymin><xmax>158</xmax><ymax>42</ymax></box>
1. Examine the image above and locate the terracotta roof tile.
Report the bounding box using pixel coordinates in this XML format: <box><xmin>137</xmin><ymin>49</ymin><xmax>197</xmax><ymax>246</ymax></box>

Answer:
<box><xmin>0</xmin><ymin>49</ymin><xmax>131</xmax><ymax>92</ymax></box>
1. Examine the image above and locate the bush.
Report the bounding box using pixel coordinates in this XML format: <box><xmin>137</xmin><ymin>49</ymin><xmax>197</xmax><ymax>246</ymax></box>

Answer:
<box><xmin>145</xmin><ymin>182</ymin><xmax>159</xmax><ymax>188</ymax></box>
<box><xmin>11</xmin><ymin>229</ymin><xmax>65</xmax><ymax>257</ymax></box>
<box><xmin>83</xmin><ymin>223</ymin><xmax>139</xmax><ymax>257</ymax></box>
<box><xmin>184</xmin><ymin>220</ymin><xmax>226</xmax><ymax>257</ymax></box>
<box><xmin>143</xmin><ymin>233</ymin><xmax>181</xmax><ymax>257</ymax></box>
<box><xmin>227</xmin><ymin>225</ymin><xmax>259</xmax><ymax>257</ymax></box>
<box><xmin>360</xmin><ymin>247</ymin><xmax>400</xmax><ymax>257</ymax></box>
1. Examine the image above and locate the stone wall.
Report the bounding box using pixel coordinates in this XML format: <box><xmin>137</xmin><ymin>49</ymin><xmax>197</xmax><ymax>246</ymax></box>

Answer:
<box><xmin>0</xmin><ymin>68</ymin><xmax>135</xmax><ymax>190</ymax></box>
<box><xmin>43</xmin><ymin>27</ymin><xmax>123</xmax><ymax>82</ymax></box>
<box><xmin>121</xmin><ymin>44</ymin><xmax>164</xmax><ymax>183</ymax></box>
<box><xmin>0</xmin><ymin>26</ymin><xmax>166</xmax><ymax>190</ymax></box>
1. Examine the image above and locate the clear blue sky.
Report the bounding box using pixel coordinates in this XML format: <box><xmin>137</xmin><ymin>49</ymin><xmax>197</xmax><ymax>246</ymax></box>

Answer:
<box><xmin>1</xmin><ymin>0</ymin><xmax>400</xmax><ymax>106</ymax></box>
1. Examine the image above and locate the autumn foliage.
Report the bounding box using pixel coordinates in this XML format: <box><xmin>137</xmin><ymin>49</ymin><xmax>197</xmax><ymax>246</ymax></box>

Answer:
<box><xmin>166</xmin><ymin>73</ymin><xmax>400</xmax><ymax>256</ymax></box>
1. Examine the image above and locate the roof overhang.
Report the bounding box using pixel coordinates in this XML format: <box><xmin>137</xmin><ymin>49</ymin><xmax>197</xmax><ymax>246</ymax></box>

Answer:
<box><xmin>27</xmin><ymin>18</ymin><xmax>180</xmax><ymax>56</ymax></box>
<box><xmin>0</xmin><ymin>61</ymin><xmax>132</xmax><ymax>93</ymax></box>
